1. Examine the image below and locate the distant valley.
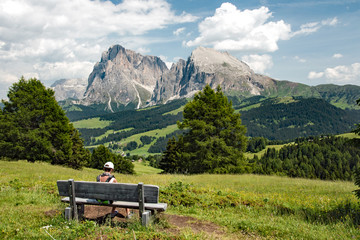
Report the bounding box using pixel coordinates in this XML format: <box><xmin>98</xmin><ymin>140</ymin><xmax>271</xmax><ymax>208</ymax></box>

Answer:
<box><xmin>69</xmin><ymin>96</ymin><xmax>360</xmax><ymax>156</ymax></box>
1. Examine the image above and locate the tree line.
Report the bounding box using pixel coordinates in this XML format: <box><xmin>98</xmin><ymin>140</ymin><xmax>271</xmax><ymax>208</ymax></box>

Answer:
<box><xmin>251</xmin><ymin>136</ymin><xmax>360</xmax><ymax>180</ymax></box>
<box><xmin>241</xmin><ymin>97</ymin><xmax>360</xmax><ymax>140</ymax></box>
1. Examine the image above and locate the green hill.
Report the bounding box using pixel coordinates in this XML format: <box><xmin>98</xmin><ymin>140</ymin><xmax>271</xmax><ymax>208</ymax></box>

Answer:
<box><xmin>313</xmin><ymin>84</ymin><xmax>360</xmax><ymax>110</ymax></box>
<box><xmin>241</xmin><ymin>97</ymin><xmax>360</xmax><ymax>140</ymax></box>
<box><xmin>70</xmin><ymin>97</ymin><xmax>360</xmax><ymax>155</ymax></box>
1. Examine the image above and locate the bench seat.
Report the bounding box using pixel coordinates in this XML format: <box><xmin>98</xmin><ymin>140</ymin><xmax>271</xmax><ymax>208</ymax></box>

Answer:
<box><xmin>61</xmin><ymin>197</ymin><xmax>167</xmax><ymax>211</ymax></box>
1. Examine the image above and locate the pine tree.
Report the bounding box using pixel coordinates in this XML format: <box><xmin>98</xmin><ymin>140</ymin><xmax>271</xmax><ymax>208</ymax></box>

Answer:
<box><xmin>0</xmin><ymin>77</ymin><xmax>89</xmax><ymax>168</ymax></box>
<box><xmin>162</xmin><ymin>85</ymin><xmax>248</xmax><ymax>174</ymax></box>
<box><xmin>90</xmin><ymin>145</ymin><xmax>115</xmax><ymax>170</ymax></box>
<box><xmin>160</xmin><ymin>136</ymin><xmax>185</xmax><ymax>173</ymax></box>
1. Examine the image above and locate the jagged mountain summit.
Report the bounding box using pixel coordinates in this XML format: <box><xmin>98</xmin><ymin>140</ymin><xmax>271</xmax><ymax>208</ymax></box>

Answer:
<box><xmin>58</xmin><ymin>45</ymin><xmax>328</xmax><ymax>111</ymax></box>
<box><xmin>151</xmin><ymin>46</ymin><xmax>278</xmax><ymax>104</ymax></box>
<box><xmin>81</xmin><ymin>45</ymin><xmax>168</xmax><ymax>111</ymax></box>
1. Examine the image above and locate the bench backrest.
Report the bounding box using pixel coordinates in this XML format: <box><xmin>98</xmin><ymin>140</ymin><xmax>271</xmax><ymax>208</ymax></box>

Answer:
<box><xmin>57</xmin><ymin>180</ymin><xmax>159</xmax><ymax>203</ymax></box>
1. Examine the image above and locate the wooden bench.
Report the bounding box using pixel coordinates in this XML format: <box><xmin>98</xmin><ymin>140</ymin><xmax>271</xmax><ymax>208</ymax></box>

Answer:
<box><xmin>57</xmin><ymin>179</ymin><xmax>167</xmax><ymax>226</ymax></box>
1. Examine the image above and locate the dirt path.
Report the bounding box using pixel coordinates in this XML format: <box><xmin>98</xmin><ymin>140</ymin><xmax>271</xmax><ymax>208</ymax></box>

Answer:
<box><xmin>82</xmin><ymin>206</ymin><xmax>260</xmax><ymax>239</ymax></box>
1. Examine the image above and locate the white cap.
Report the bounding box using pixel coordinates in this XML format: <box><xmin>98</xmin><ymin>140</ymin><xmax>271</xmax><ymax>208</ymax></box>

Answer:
<box><xmin>104</xmin><ymin>162</ymin><xmax>114</xmax><ymax>169</ymax></box>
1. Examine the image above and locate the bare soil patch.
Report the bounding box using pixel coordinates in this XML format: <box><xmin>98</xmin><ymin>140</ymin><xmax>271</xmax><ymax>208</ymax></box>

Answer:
<box><xmin>65</xmin><ymin>206</ymin><xmax>260</xmax><ymax>239</ymax></box>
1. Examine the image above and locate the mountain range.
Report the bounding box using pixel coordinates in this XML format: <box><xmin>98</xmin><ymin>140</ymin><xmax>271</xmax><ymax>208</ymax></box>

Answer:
<box><xmin>54</xmin><ymin>45</ymin><xmax>360</xmax><ymax>111</ymax></box>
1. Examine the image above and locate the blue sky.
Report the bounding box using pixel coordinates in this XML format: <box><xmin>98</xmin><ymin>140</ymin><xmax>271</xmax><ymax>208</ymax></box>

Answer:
<box><xmin>0</xmin><ymin>0</ymin><xmax>359</xmax><ymax>99</ymax></box>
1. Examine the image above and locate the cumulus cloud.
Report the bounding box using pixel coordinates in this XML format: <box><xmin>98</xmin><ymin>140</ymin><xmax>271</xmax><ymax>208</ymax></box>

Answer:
<box><xmin>186</xmin><ymin>3</ymin><xmax>291</xmax><ymax>52</ymax></box>
<box><xmin>186</xmin><ymin>3</ymin><xmax>338</xmax><ymax>53</ymax></box>
<box><xmin>0</xmin><ymin>0</ymin><xmax>197</xmax><ymax>97</ymax></box>
<box><xmin>241</xmin><ymin>54</ymin><xmax>273</xmax><ymax>73</ymax></box>
<box><xmin>33</xmin><ymin>61</ymin><xmax>94</xmax><ymax>81</ymax></box>
<box><xmin>308</xmin><ymin>63</ymin><xmax>360</xmax><ymax>85</ymax></box>
<box><xmin>308</xmin><ymin>71</ymin><xmax>324</xmax><ymax>79</ymax></box>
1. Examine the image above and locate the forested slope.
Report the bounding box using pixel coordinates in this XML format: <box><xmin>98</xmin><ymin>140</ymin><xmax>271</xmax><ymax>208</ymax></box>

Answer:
<box><xmin>253</xmin><ymin>136</ymin><xmax>360</xmax><ymax>180</ymax></box>
<box><xmin>72</xmin><ymin>97</ymin><xmax>360</xmax><ymax>154</ymax></box>
<box><xmin>242</xmin><ymin>97</ymin><xmax>360</xmax><ymax>140</ymax></box>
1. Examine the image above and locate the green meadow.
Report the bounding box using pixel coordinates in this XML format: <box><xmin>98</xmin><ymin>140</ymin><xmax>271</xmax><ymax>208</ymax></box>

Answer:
<box><xmin>244</xmin><ymin>144</ymin><xmax>292</xmax><ymax>159</ymax></box>
<box><xmin>1</xmin><ymin>160</ymin><xmax>360</xmax><ymax>239</ymax></box>
<box><xmin>72</xmin><ymin>117</ymin><xmax>113</xmax><ymax>129</ymax></box>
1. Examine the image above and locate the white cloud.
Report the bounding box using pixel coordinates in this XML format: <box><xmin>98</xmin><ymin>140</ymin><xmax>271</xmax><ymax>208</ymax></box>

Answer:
<box><xmin>186</xmin><ymin>3</ymin><xmax>338</xmax><ymax>53</ymax></box>
<box><xmin>308</xmin><ymin>71</ymin><xmax>324</xmax><ymax>79</ymax></box>
<box><xmin>292</xmin><ymin>22</ymin><xmax>321</xmax><ymax>36</ymax></box>
<box><xmin>241</xmin><ymin>54</ymin><xmax>273</xmax><ymax>73</ymax></box>
<box><xmin>0</xmin><ymin>0</ymin><xmax>197</xmax><ymax>98</ymax></box>
<box><xmin>308</xmin><ymin>63</ymin><xmax>360</xmax><ymax>85</ymax></box>
<box><xmin>186</xmin><ymin>3</ymin><xmax>291</xmax><ymax>52</ymax></box>
<box><xmin>322</xmin><ymin>17</ymin><xmax>338</xmax><ymax>26</ymax></box>
<box><xmin>33</xmin><ymin>61</ymin><xmax>95</xmax><ymax>81</ymax></box>
<box><xmin>173</xmin><ymin>27</ymin><xmax>186</xmax><ymax>36</ymax></box>
<box><xmin>292</xmin><ymin>17</ymin><xmax>338</xmax><ymax>37</ymax></box>
<box><xmin>332</xmin><ymin>53</ymin><xmax>343</xmax><ymax>59</ymax></box>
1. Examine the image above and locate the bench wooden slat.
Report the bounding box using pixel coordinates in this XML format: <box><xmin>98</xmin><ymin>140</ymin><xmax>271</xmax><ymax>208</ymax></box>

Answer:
<box><xmin>57</xmin><ymin>181</ymin><xmax>159</xmax><ymax>203</ymax></box>
<box><xmin>61</xmin><ymin>197</ymin><xmax>167</xmax><ymax>211</ymax></box>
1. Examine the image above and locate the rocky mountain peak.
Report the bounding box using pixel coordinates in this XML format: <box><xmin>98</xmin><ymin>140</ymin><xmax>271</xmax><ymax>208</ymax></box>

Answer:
<box><xmin>190</xmin><ymin>46</ymin><xmax>253</xmax><ymax>75</ymax></box>
<box><xmin>69</xmin><ymin>45</ymin><xmax>303</xmax><ymax>111</ymax></box>
<box><xmin>150</xmin><ymin>46</ymin><xmax>275</xmax><ymax>104</ymax></box>
<box><xmin>82</xmin><ymin>44</ymin><xmax>168</xmax><ymax>111</ymax></box>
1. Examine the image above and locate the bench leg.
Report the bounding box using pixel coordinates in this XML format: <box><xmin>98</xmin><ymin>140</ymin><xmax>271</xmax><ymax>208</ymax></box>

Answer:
<box><xmin>77</xmin><ymin>204</ymin><xmax>84</xmax><ymax>220</ymax></box>
<box><xmin>64</xmin><ymin>205</ymin><xmax>84</xmax><ymax>221</ymax></box>
<box><xmin>141</xmin><ymin>211</ymin><xmax>151</xmax><ymax>226</ymax></box>
<box><xmin>65</xmin><ymin>207</ymin><xmax>72</xmax><ymax>220</ymax></box>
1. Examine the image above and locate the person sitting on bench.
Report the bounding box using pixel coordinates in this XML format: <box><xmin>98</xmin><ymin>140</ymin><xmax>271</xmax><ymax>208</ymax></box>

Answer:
<box><xmin>96</xmin><ymin>162</ymin><xmax>125</xmax><ymax>218</ymax></box>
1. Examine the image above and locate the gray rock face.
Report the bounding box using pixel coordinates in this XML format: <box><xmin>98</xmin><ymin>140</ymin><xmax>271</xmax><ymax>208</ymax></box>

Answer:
<box><xmin>78</xmin><ymin>45</ymin><xmax>308</xmax><ymax>111</ymax></box>
<box><xmin>51</xmin><ymin>78</ymin><xmax>87</xmax><ymax>101</ymax></box>
<box><xmin>151</xmin><ymin>47</ymin><xmax>275</xmax><ymax>104</ymax></box>
<box><xmin>82</xmin><ymin>45</ymin><xmax>168</xmax><ymax>111</ymax></box>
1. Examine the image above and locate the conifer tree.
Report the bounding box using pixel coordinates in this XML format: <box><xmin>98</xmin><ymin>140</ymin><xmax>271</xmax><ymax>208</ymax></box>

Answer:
<box><xmin>0</xmin><ymin>77</ymin><xmax>88</xmax><ymax>169</ymax></box>
<box><xmin>160</xmin><ymin>136</ymin><xmax>185</xmax><ymax>173</ymax></box>
<box><xmin>161</xmin><ymin>85</ymin><xmax>248</xmax><ymax>174</ymax></box>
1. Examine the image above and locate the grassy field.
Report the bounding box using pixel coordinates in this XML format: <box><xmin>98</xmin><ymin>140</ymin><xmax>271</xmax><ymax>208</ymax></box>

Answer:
<box><xmin>337</xmin><ymin>132</ymin><xmax>360</xmax><ymax>139</ymax></box>
<box><xmin>245</xmin><ymin>144</ymin><xmax>292</xmax><ymax>159</ymax></box>
<box><xmin>1</xmin><ymin>160</ymin><xmax>360</xmax><ymax>239</ymax></box>
<box><xmin>163</xmin><ymin>105</ymin><xmax>184</xmax><ymax>116</ymax></box>
<box><xmin>72</xmin><ymin>117</ymin><xmax>113</xmax><ymax>129</ymax></box>
<box><xmin>132</xmin><ymin>161</ymin><xmax>163</xmax><ymax>174</ymax></box>
<box><xmin>94</xmin><ymin>128</ymin><xmax>133</xmax><ymax>141</ymax></box>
